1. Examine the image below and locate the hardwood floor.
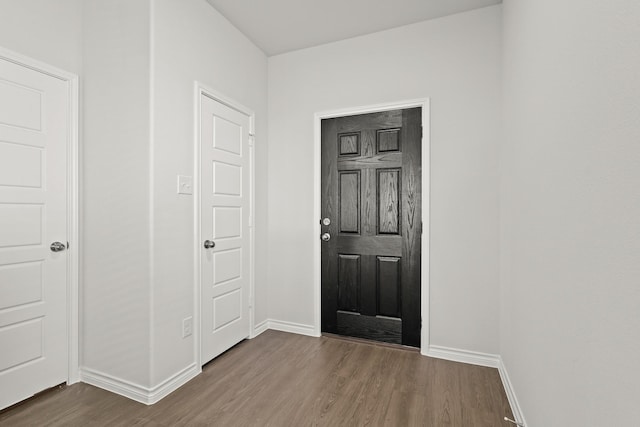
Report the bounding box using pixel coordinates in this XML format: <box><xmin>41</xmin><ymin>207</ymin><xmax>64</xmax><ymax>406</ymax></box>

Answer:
<box><xmin>0</xmin><ymin>331</ymin><xmax>513</xmax><ymax>426</ymax></box>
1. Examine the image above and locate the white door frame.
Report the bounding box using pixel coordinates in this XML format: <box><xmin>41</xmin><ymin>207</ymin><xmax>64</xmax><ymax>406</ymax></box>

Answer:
<box><xmin>313</xmin><ymin>99</ymin><xmax>431</xmax><ymax>354</ymax></box>
<box><xmin>193</xmin><ymin>82</ymin><xmax>256</xmax><ymax>368</ymax></box>
<box><xmin>0</xmin><ymin>46</ymin><xmax>80</xmax><ymax>383</ymax></box>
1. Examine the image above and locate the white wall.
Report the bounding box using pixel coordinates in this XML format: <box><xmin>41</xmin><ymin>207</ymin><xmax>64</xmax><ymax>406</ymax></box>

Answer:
<box><xmin>82</xmin><ymin>0</ymin><xmax>153</xmax><ymax>387</ymax></box>
<box><xmin>75</xmin><ymin>0</ymin><xmax>271</xmax><ymax>395</ymax></box>
<box><xmin>150</xmin><ymin>0</ymin><xmax>268</xmax><ymax>385</ymax></box>
<box><xmin>0</xmin><ymin>0</ymin><xmax>83</xmax><ymax>74</ymax></box>
<box><xmin>82</xmin><ymin>0</ymin><xmax>269</xmax><ymax>393</ymax></box>
<box><xmin>267</xmin><ymin>6</ymin><xmax>502</xmax><ymax>354</ymax></box>
<box><xmin>0</xmin><ymin>0</ymin><xmax>157</xmax><ymax>392</ymax></box>
<box><xmin>501</xmin><ymin>0</ymin><xmax>640</xmax><ymax>425</ymax></box>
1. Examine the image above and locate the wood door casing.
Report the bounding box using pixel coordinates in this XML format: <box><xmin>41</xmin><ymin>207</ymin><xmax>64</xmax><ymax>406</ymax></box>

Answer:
<box><xmin>321</xmin><ymin>108</ymin><xmax>422</xmax><ymax>347</ymax></box>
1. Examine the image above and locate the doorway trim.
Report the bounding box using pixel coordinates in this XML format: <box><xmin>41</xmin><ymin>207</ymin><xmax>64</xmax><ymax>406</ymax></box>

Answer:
<box><xmin>313</xmin><ymin>99</ymin><xmax>430</xmax><ymax>354</ymax></box>
<box><xmin>193</xmin><ymin>82</ymin><xmax>256</xmax><ymax>369</ymax></box>
<box><xmin>0</xmin><ymin>46</ymin><xmax>80</xmax><ymax>383</ymax></box>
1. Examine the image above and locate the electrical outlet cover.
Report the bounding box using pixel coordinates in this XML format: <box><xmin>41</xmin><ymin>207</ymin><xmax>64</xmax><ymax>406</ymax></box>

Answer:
<box><xmin>182</xmin><ymin>316</ymin><xmax>193</xmax><ymax>338</ymax></box>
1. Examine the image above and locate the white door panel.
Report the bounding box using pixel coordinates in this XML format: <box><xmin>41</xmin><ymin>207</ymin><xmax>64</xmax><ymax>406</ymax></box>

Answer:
<box><xmin>0</xmin><ymin>142</ymin><xmax>43</xmax><ymax>187</ymax></box>
<box><xmin>212</xmin><ymin>207</ymin><xmax>241</xmax><ymax>239</ymax></box>
<box><xmin>0</xmin><ymin>57</ymin><xmax>68</xmax><ymax>409</ymax></box>
<box><xmin>200</xmin><ymin>95</ymin><xmax>251</xmax><ymax>364</ymax></box>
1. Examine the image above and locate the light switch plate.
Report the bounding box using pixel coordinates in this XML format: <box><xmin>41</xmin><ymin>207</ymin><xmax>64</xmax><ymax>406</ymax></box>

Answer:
<box><xmin>177</xmin><ymin>175</ymin><xmax>193</xmax><ymax>195</ymax></box>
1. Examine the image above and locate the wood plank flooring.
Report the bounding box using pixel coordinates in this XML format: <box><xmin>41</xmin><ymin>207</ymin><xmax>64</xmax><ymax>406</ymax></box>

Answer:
<box><xmin>0</xmin><ymin>330</ymin><xmax>513</xmax><ymax>426</ymax></box>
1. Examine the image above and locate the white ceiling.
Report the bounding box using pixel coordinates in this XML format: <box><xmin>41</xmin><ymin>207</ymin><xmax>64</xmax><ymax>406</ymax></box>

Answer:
<box><xmin>206</xmin><ymin>0</ymin><xmax>501</xmax><ymax>56</ymax></box>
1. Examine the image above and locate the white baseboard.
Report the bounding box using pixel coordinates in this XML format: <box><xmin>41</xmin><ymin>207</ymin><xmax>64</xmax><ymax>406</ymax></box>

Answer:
<box><xmin>147</xmin><ymin>364</ymin><xmax>201</xmax><ymax>404</ymax></box>
<box><xmin>80</xmin><ymin>364</ymin><xmax>200</xmax><ymax>405</ymax></box>
<box><xmin>425</xmin><ymin>345</ymin><xmax>526</xmax><ymax>425</ymax></box>
<box><xmin>426</xmin><ymin>344</ymin><xmax>501</xmax><ymax>368</ymax></box>
<box><xmin>497</xmin><ymin>357</ymin><xmax>527</xmax><ymax>426</ymax></box>
<box><xmin>266</xmin><ymin>319</ymin><xmax>319</xmax><ymax>337</ymax></box>
<box><xmin>80</xmin><ymin>368</ymin><xmax>150</xmax><ymax>404</ymax></box>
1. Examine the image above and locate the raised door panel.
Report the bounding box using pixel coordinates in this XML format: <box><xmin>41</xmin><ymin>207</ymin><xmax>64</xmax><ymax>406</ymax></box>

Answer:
<box><xmin>212</xmin><ymin>116</ymin><xmax>242</xmax><ymax>155</ymax></box>
<box><xmin>0</xmin><ymin>261</ymin><xmax>43</xmax><ymax>310</ymax></box>
<box><xmin>338</xmin><ymin>132</ymin><xmax>360</xmax><ymax>156</ymax></box>
<box><xmin>339</xmin><ymin>171</ymin><xmax>360</xmax><ymax>234</ymax></box>
<box><xmin>377</xmin><ymin>256</ymin><xmax>401</xmax><ymax>317</ymax></box>
<box><xmin>0</xmin><ymin>79</ymin><xmax>42</xmax><ymax>131</ymax></box>
<box><xmin>0</xmin><ymin>142</ymin><xmax>42</xmax><ymax>188</ymax></box>
<box><xmin>212</xmin><ymin>207</ymin><xmax>242</xmax><ymax>240</ymax></box>
<box><xmin>0</xmin><ymin>205</ymin><xmax>42</xmax><ymax>247</ymax></box>
<box><xmin>0</xmin><ymin>318</ymin><xmax>43</xmax><ymax>372</ymax></box>
<box><xmin>377</xmin><ymin>169</ymin><xmax>400</xmax><ymax>235</ymax></box>
<box><xmin>212</xmin><ymin>162</ymin><xmax>242</xmax><ymax>196</ymax></box>
<box><xmin>377</xmin><ymin>128</ymin><xmax>400</xmax><ymax>153</ymax></box>
<box><xmin>213</xmin><ymin>249</ymin><xmax>242</xmax><ymax>286</ymax></box>
<box><xmin>212</xmin><ymin>289</ymin><xmax>242</xmax><ymax>331</ymax></box>
<box><xmin>337</xmin><ymin>254</ymin><xmax>360</xmax><ymax>312</ymax></box>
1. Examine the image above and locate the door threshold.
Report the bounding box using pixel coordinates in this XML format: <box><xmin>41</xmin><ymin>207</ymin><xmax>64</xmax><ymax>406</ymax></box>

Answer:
<box><xmin>322</xmin><ymin>333</ymin><xmax>419</xmax><ymax>352</ymax></box>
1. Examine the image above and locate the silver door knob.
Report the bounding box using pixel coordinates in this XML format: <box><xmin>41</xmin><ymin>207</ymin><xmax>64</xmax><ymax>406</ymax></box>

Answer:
<box><xmin>321</xmin><ymin>233</ymin><xmax>331</xmax><ymax>242</ymax></box>
<box><xmin>321</xmin><ymin>217</ymin><xmax>331</xmax><ymax>226</ymax></box>
<box><xmin>204</xmin><ymin>240</ymin><xmax>216</xmax><ymax>249</ymax></box>
<box><xmin>50</xmin><ymin>242</ymin><xmax>66</xmax><ymax>252</ymax></box>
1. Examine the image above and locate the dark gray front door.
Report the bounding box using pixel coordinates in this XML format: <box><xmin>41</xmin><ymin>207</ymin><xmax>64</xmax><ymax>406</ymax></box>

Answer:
<box><xmin>321</xmin><ymin>107</ymin><xmax>422</xmax><ymax>347</ymax></box>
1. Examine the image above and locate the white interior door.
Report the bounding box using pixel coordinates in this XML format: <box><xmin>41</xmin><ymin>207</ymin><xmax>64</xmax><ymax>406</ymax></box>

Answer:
<box><xmin>200</xmin><ymin>94</ymin><xmax>251</xmax><ymax>364</ymax></box>
<box><xmin>0</xmin><ymin>57</ymin><xmax>69</xmax><ymax>409</ymax></box>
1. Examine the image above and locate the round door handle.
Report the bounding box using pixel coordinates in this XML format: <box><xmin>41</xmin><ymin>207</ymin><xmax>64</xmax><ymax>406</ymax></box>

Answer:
<box><xmin>321</xmin><ymin>217</ymin><xmax>331</xmax><ymax>226</ymax></box>
<box><xmin>50</xmin><ymin>242</ymin><xmax>66</xmax><ymax>252</ymax></box>
<box><xmin>204</xmin><ymin>240</ymin><xmax>216</xmax><ymax>249</ymax></box>
<box><xmin>321</xmin><ymin>233</ymin><xmax>331</xmax><ymax>242</ymax></box>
